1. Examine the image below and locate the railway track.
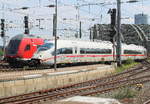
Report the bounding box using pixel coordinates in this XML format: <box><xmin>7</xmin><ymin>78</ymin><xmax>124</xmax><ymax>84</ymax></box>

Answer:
<box><xmin>143</xmin><ymin>99</ymin><xmax>150</xmax><ymax>104</ymax></box>
<box><xmin>0</xmin><ymin>64</ymin><xmax>46</xmax><ymax>72</ymax></box>
<box><xmin>0</xmin><ymin>60</ymin><xmax>146</xmax><ymax>81</ymax></box>
<box><xmin>0</xmin><ymin>63</ymin><xmax>111</xmax><ymax>81</ymax></box>
<box><xmin>0</xmin><ymin>60</ymin><xmax>150</xmax><ymax>104</ymax></box>
<box><xmin>0</xmin><ymin>62</ymin><xmax>103</xmax><ymax>72</ymax></box>
<box><xmin>0</xmin><ymin>59</ymin><xmax>149</xmax><ymax>72</ymax></box>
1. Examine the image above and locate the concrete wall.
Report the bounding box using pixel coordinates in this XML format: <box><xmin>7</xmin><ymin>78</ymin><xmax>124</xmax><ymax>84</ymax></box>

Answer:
<box><xmin>0</xmin><ymin>65</ymin><xmax>115</xmax><ymax>98</ymax></box>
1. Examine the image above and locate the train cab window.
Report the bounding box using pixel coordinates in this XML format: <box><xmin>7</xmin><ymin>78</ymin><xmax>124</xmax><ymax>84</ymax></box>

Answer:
<box><xmin>6</xmin><ymin>40</ymin><xmax>21</xmax><ymax>54</ymax></box>
<box><xmin>38</xmin><ymin>43</ymin><xmax>54</xmax><ymax>51</ymax></box>
<box><xmin>25</xmin><ymin>44</ymin><xmax>30</xmax><ymax>51</ymax></box>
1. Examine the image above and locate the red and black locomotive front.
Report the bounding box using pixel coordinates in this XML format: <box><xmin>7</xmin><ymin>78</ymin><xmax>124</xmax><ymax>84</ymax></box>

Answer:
<box><xmin>5</xmin><ymin>34</ymin><xmax>44</xmax><ymax>67</ymax></box>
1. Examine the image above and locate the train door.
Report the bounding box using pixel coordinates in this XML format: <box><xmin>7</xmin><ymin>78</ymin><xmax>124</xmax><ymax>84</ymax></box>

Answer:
<box><xmin>19</xmin><ymin>39</ymin><xmax>31</xmax><ymax>59</ymax></box>
<box><xmin>73</xmin><ymin>46</ymin><xmax>78</xmax><ymax>63</ymax></box>
<box><xmin>77</xmin><ymin>47</ymin><xmax>80</xmax><ymax>54</ymax></box>
<box><xmin>24</xmin><ymin>44</ymin><xmax>32</xmax><ymax>58</ymax></box>
<box><xmin>73</xmin><ymin>47</ymin><xmax>77</xmax><ymax>54</ymax></box>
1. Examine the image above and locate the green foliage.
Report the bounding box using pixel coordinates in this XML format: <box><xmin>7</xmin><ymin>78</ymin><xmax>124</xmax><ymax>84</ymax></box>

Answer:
<box><xmin>147</xmin><ymin>58</ymin><xmax>150</xmax><ymax>62</ymax></box>
<box><xmin>113</xmin><ymin>87</ymin><xmax>137</xmax><ymax>99</ymax></box>
<box><xmin>0</xmin><ymin>49</ymin><xmax>3</xmax><ymax>56</ymax></box>
<box><xmin>125</xmin><ymin>58</ymin><xmax>134</xmax><ymax>65</ymax></box>
<box><xmin>115</xmin><ymin>59</ymin><xmax>138</xmax><ymax>73</ymax></box>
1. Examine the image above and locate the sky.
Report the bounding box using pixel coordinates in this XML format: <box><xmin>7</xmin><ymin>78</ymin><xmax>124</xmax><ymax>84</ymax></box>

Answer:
<box><xmin>0</xmin><ymin>0</ymin><xmax>150</xmax><ymax>45</ymax></box>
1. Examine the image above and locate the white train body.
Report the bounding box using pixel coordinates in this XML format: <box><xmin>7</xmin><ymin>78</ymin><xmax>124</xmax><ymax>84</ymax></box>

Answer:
<box><xmin>32</xmin><ymin>39</ymin><xmax>147</xmax><ymax>66</ymax></box>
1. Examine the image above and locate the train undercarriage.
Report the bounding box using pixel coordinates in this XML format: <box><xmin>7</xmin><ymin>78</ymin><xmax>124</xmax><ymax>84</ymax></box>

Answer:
<box><xmin>5</xmin><ymin>58</ymin><xmax>41</xmax><ymax>68</ymax></box>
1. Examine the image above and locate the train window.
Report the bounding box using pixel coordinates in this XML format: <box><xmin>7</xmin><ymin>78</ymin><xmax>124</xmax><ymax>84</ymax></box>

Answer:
<box><xmin>124</xmin><ymin>50</ymin><xmax>142</xmax><ymax>54</ymax></box>
<box><xmin>60</xmin><ymin>48</ymin><xmax>73</xmax><ymax>54</ymax></box>
<box><xmin>103</xmin><ymin>49</ymin><xmax>112</xmax><ymax>54</ymax></box>
<box><xmin>25</xmin><ymin>44</ymin><xmax>30</xmax><ymax>51</ymax></box>
<box><xmin>52</xmin><ymin>48</ymin><xmax>73</xmax><ymax>55</ymax></box>
<box><xmin>56</xmin><ymin>49</ymin><xmax>61</xmax><ymax>55</ymax></box>
<box><xmin>80</xmin><ymin>48</ymin><xmax>112</xmax><ymax>54</ymax></box>
<box><xmin>37</xmin><ymin>45</ymin><xmax>41</xmax><ymax>49</ymax></box>
<box><xmin>80</xmin><ymin>48</ymin><xmax>86</xmax><ymax>54</ymax></box>
<box><xmin>6</xmin><ymin>40</ymin><xmax>21</xmax><ymax>54</ymax></box>
<box><xmin>51</xmin><ymin>49</ymin><xmax>60</xmax><ymax>55</ymax></box>
<box><xmin>97</xmin><ymin>49</ymin><xmax>112</xmax><ymax>54</ymax></box>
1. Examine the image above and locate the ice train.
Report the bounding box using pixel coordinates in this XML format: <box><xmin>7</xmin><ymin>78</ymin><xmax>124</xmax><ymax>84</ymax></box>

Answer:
<box><xmin>31</xmin><ymin>39</ymin><xmax>147</xmax><ymax>66</ymax></box>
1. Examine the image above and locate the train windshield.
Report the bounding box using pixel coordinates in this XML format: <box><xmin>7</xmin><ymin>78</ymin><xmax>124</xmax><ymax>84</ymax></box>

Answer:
<box><xmin>38</xmin><ymin>43</ymin><xmax>54</xmax><ymax>51</ymax></box>
<box><xmin>6</xmin><ymin>40</ymin><xmax>21</xmax><ymax>55</ymax></box>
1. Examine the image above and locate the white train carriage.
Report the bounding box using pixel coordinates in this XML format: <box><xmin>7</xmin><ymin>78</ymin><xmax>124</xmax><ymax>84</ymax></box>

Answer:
<box><xmin>121</xmin><ymin>44</ymin><xmax>147</xmax><ymax>60</ymax></box>
<box><xmin>31</xmin><ymin>39</ymin><xmax>147</xmax><ymax>66</ymax></box>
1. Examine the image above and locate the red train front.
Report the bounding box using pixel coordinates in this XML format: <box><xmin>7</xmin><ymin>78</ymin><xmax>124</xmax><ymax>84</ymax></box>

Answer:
<box><xmin>5</xmin><ymin>34</ymin><xmax>44</xmax><ymax>67</ymax></box>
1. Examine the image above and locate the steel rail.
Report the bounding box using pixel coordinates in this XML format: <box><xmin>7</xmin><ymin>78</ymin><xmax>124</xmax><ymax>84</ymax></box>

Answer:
<box><xmin>0</xmin><ymin>62</ymin><xmax>146</xmax><ymax>102</ymax></box>
<box><xmin>0</xmin><ymin>60</ymin><xmax>149</xmax><ymax>104</ymax></box>
<box><xmin>5</xmin><ymin>74</ymin><xmax>150</xmax><ymax>104</ymax></box>
<box><xmin>143</xmin><ymin>99</ymin><xmax>150</xmax><ymax>104</ymax></box>
<box><xmin>1</xmin><ymin>66</ymin><xmax>150</xmax><ymax>103</ymax></box>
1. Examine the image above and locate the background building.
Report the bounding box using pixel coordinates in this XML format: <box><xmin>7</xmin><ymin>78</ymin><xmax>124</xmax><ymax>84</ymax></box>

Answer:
<box><xmin>90</xmin><ymin>24</ymin><xmax>150</xmax><ymax>55</ymax></box>
<box><xmin>135</xmin><ymin>14</ymin><xmax>148</xmax><ymax>24</ymax></box>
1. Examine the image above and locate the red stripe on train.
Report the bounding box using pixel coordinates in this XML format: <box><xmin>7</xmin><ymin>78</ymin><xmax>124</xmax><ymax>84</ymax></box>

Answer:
<box><xmin>41</xmin><ymin>54</ymin><xmax>145</xmax><ymax>62</ymax></box>
<box><xmin>66</xmin><ymin>55</ymin><xmax>113</xmax><ymax>57</ymax></box>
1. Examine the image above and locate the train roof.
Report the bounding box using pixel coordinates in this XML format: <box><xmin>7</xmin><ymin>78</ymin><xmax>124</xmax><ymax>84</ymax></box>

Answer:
<box><xmin>122</xmin><ymin>43</ymin><xmax>146</xmax><ymax>51</ymax></box>
<box><xmin>11</xmin><ymin>34</ymin><xmax>42</xmax><ymax>40</ymax></box>
<box><xmin>44</xmin><ymin>39</ymin><xmax>113</xmax><ymax>49</ymax></box>
<box><xmin>44</xmin><ymin>39</ymin><xmax>146</xmax><ymax>50</ymax></box>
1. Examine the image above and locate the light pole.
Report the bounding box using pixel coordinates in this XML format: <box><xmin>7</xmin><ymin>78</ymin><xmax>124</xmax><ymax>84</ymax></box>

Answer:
<box><xmin>116</xmin><ymin>0</ymin><xmax>138</xmax><ymax>66</ymax></box>
<box><xmin>116</xmin><ymin>0</ymin><xmax>122</xmax><ymax>66</ymax></box>
<box><xmin>54</xmin><ymin>0</ymin><xmax>57</xmax><ymax>70</ymax></box>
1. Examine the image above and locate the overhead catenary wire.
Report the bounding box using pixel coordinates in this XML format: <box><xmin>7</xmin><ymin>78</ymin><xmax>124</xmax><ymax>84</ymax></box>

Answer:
<box><xmin>0</xmin><ymin>0</ymin><xmax>149</xmax><ymax>36</ymax></box>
